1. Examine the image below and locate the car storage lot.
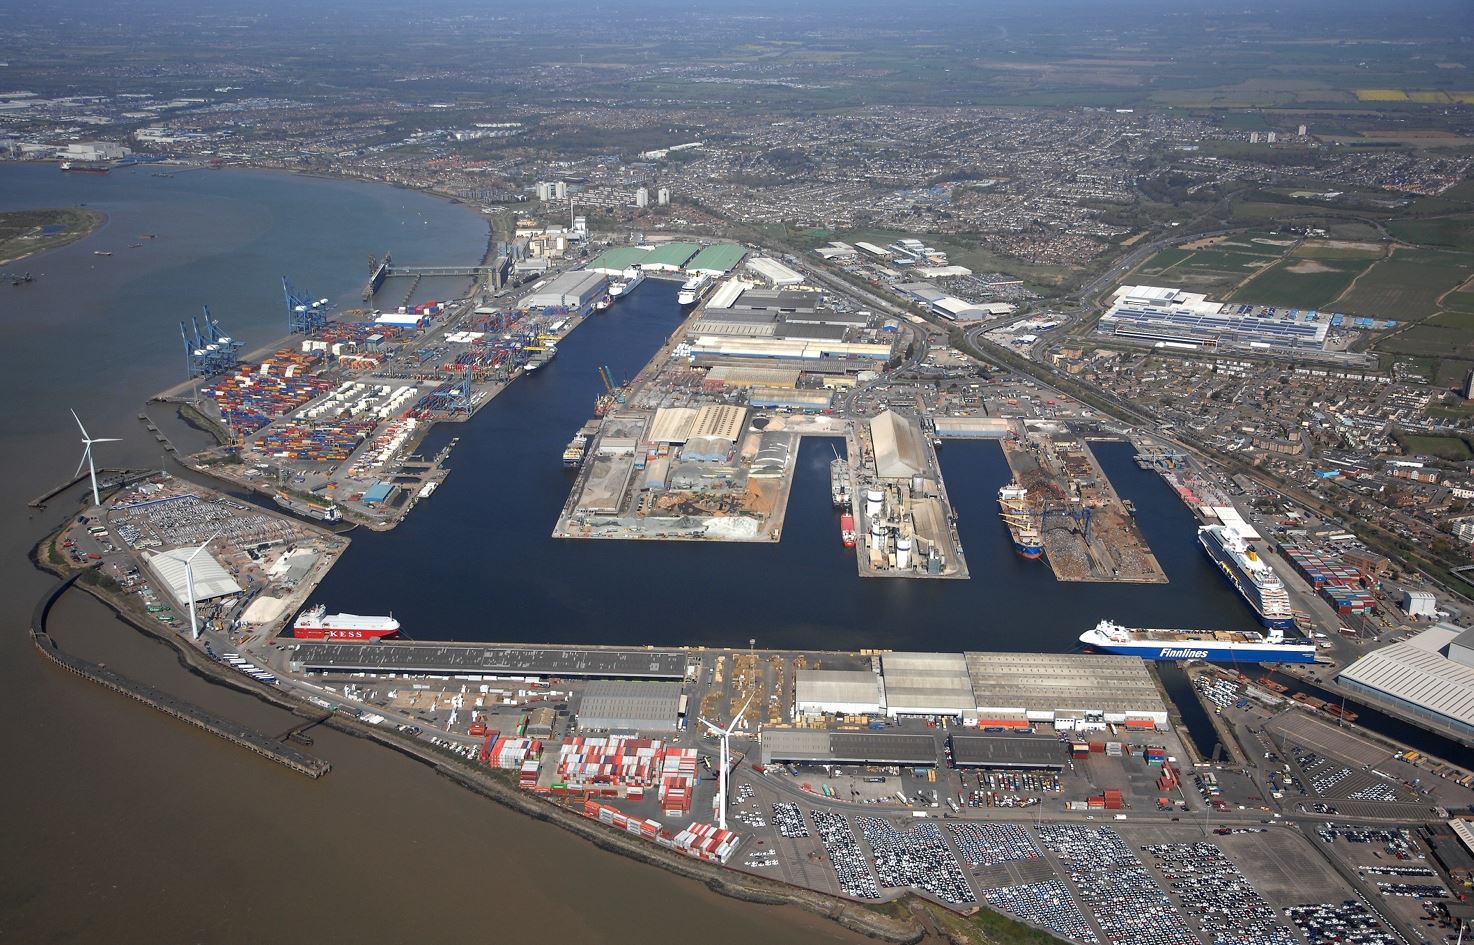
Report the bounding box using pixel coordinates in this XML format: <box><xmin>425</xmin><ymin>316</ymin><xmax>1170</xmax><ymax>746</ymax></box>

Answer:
<box><xmin>729</xmin><ymin>765</ymin><xmax>1389</xmax><ymax>945</ymax></box>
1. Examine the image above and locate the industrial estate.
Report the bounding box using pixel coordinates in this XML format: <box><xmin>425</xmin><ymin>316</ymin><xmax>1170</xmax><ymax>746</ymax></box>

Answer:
<box><xmin>12</xmin><ymin>3</ymin><xmax>1474</xmax><ymax>945</ymax></box>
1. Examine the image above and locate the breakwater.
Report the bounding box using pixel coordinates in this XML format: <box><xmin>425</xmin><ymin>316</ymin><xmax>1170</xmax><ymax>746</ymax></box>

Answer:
<box><xmin>29</xmin><ymin>574</ymin><xmax>331</xmax><ymax>778</ymax></box>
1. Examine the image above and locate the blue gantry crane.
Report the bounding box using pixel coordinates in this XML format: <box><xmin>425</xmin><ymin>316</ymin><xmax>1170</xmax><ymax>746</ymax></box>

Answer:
<box><xmin>181</xmin><ymin>306</ymin><xmax>243</xmax><ymax>377</ymax></box>
<box><xmin>283</xmin><ymin>276</ymin><xmax>331</xmax><ymax>334</ymax></box>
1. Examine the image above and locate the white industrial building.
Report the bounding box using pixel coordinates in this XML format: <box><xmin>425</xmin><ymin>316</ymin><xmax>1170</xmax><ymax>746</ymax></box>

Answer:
<box><xmin>146</xmin><ymin>548</ymin><xmax>242</xmax><ymax>610</ymax></box>
<box><xmin>880</xmin><ymin>652</ymin><xmax>977</xmax><ymax>720</ymax></box>
<box><xmin>1099</xmin><ymin>284</ymin><xmax>1332</xmax><ymax>352</ymax></box>
<box><xmin>59</xmin><ymin>141</ymin><xmax>127</xmax><ymax>162</ymax></box>
<box><xmin>745</xmin><ymin>257</ymin><xmax>804</xmax><ymax>287</ymax></box>
<box><xmin>794</xmin><ymin>669</ymin><xmax>885</xmax><ymax>716</ymax></box>
<box><xmin>869</xmin><ymin>409</ymin><xmax>928</xmax><ymax>479</ymax></box>
<box><xmin>1338</xmin><ymin>624</ymin><xmax>1474</xmax><ymax>741</ymax></box>
<box><xmin>1402</xmin><ymin>589</ymin><xmax>1438</xmax><ymax>618</ymax></box>
<box><xmin>965</xmin><ymin>652</ymin><xmax>1167</xmax><ymax>728</ymax></box>
<box><xmin>520</xmin><ymin>270</ymin><xmax>607</xmax><ymax>312</ymax></box>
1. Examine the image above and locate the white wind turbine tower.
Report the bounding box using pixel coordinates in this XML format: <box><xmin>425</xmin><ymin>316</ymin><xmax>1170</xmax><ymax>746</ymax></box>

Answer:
<box><xmin>699</xmin><ymin>694</ymin><xmax>753</xmax><ymax>832</ymax></box>
<box><xmin>184</xmin><ymin>528</ymin><xmax>221</xmax><ymax>640</ymax></box>
<box><xmin>71</xmin><ymin>409</ymin><xmax>120</xmax><ymax>507</ymax></box>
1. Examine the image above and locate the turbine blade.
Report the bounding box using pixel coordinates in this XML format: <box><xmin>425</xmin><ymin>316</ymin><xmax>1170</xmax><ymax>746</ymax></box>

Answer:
<box><xmin>75</xmin><ymin>447</ymin><xmax>89</xmax><ymax>479</ymax></box>
<box><xmin>71</xmin><ymin>408</ymin><xmax>88</xmax><ymax>439</ymax></box>
<box><xmin>90</xmin><ymin>438</ymin><xmax>121</xmax><ymax>444</ymax></box>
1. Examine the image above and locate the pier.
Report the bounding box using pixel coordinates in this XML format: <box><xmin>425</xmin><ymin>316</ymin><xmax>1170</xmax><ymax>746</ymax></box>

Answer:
<box><xmin>30</xmin><ymin>575</ymin><xmax>332</xmax><ymax>779</ymax></box>
<box><xmin>362</xmin><ymin>250</ymin><xmax>506</xmax><ymax>300</ymax></box>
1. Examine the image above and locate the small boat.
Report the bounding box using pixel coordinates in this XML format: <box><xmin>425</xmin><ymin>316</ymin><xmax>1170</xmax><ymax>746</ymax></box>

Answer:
<box><xmin>840</xmin><ymin>512</ymin><xmax>856</xmax><ymax>549</ymax></box>
<box><xmin>93</xmin><ymin>251</ymin><xmax>112</xmax><ymax>256</ymax></box>
<box><xmin>594</xmin><ymin>294</ymin><xmax>613</xmax><ymax>312</ymax></box>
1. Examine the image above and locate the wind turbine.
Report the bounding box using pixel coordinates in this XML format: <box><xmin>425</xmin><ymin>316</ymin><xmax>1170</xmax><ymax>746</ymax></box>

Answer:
<box><xmin>699</xmin><ymin>695</ymin><xmax>753</xmax><ymax>832</ymax></box>
<box><xmin>71</xmin><ymin>409</ymin><xmax>120</xmax><ymax>507</ymax></box>
<box><xmin>183</xmin><ymin>528</ymin><xmax>221</xmax><ymax>640</ymax></box>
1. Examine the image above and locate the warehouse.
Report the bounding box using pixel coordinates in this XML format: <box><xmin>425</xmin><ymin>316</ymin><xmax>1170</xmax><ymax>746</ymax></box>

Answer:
<box><xmin>147</xmin><ymin>547</ymin><xmax>243</xmax><ymax>609</ymax></box>
<box><xmin>746</xmin><ymin>257</ymin><xmax>804</xmax><ymax>287</ymax></box>
<box><xmin>704</xmin><ymin>366</ymin><xmax>801</xmax><ymax>388</ymax></box>
<box><xmin>521</xmin><ymin>270</ymin><xmax>607</xmax><ymax>312</ymax></box>
<box><xmin>870</xmin><ymin>409</ymin><xmax>928</xmax><ymax>480</ymax></box>
<box><xmin>880</xmin><ymin>651</ymin><xmax>977</xmax><ymax>720</ymax></box>
<box><xmin>648</xmin><ymin>406</ymin><xmax>698</xmax><ymax>444</ymax></box>
<box><xmin>1098</xmin><ymin>284</ymin><xmax>1331</xmax><ymax>352</ymax></box>
<box><xmin>689</xmin><ymin>318</ymin><xmax>778</xmax><ymax>338</ymax></box>
<box><xmin>795</xmin><ymin>669</ymin><xmax>885</xmax><ymax>716</ymax></box>
<box><xmin>749</xmin><ymin>388</ymin><xmax>833</xmax><ymax>411</ymax></box>
<box><xmin>690</xmin><ymin>404</ymin><xmax>748</xmax><ymax>440</ymax></box>
<box><xmin>704</xmin><ymin>278</ymin><xmax>751</xmax><ymax>310</ymax></box>
<box><xmin>641</xmin><ymin>242</ymin><xmax>701</xmax><ymax>272</ymax></box>
<box><xmin>964</xmin><ymin>652</ymin><xmax>1167</xmax><ymax>727</ymax></box>
<box><xmin>687</xmin><ymin>243</ymin><xmax>747</xmax><ymax>276</ymax></box>
<box><xmin>933</xmin><ymin>416</ymin><xmax>1010</xmax><ymax>438</ymax></box>
<box><xmin>1337</xmin><ymin>625</ymin><xmax>1474</xmax><ymax>742</ymax></box>
<box><xmin>760</xmin><ymin>729</ymin><xmax>937</xmax><ymax>766</ymax></box>
<box><xmin>587</xmin><ymin>246</ymin><xmax>650</xmax><ymax>275</ymax></box>
<box><xmin>728</xmin><ymin>289</ymin><xmax>819</xmax><ymax>317</ymax></box>
<box><xmin>948</xmin><ymin>735</ymin><xmax>1065</xmax><ymax>770</ymax></box>
<box><xmin>576</xmin><ymin>680</ymin><xmax>684</xmax><ymax>732</ymax></box>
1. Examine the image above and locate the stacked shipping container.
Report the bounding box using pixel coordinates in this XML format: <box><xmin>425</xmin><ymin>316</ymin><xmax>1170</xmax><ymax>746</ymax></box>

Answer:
<box><xmin>1278</xmin><ymin>545</ymin><xmax>1377</xmax><ymax>615</ymax></box>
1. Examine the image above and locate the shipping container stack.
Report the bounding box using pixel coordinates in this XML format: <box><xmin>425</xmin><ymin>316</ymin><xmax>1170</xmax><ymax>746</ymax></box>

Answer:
<box><xmin>1278</xmin><ymin>544</ymin><xmax>1376</xmax><ymax>614</ymax></box>
<box><xmin>203</xmin><ymin>351</ymin><xmax>333</xmax><ymax>436</ymax></box>
<box><xmin>556</xmin><ymin>736</ymin><xmax>665</xmax><ymax>791</ymax></box>
<box><xmin>519</xmin><ymin>759</ymin><xmax>540</xmax><ymax>789</ymax></box>
<box><xmin>1085</xmin><ymin>789</ymin><xmax>1126</xmax><ymax>811</ymax></box>
<box><xmin>482</xmin><ymin>736</ymin><xmax>542</xmax><ymax>770</ymax></box>
<box><xmin>668</xmin><ymin>822</ymin><xmax>740</xmax><ymax>864</ymax></box>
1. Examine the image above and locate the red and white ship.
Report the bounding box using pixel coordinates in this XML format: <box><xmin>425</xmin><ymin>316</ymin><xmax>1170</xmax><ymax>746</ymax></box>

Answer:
<box><xmin>292</xmin><ymin>604</ymin><xmax>400</xmax><ymax>640</ymax></box>
<box><xmin>840</xmin><ymin>512</ymin><xmax>856</xmax><ymax>549</ymax></box>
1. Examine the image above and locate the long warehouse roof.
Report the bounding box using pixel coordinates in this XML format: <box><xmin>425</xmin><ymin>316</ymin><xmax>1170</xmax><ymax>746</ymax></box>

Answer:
<box><xmin>147</xmin><ymin>548</ymin><xmax>242</xmax><ymax>604</ymax></box>
<box><xmin>760</xmin><ymin>729</ymin><xmax>938</xmax><ymax>765</ymax></box>
<box><xmin>291</xmin><ymin>642</ymin><xmax>689</xmax><ymax>679</ymax></box>
<box><xmin>1338</xmin><ymin>625</ymin><xmax>1474</xmax><ymax>731</ymax></box>
<box><xmin>965</xmin><ymin>651</ymin><xmax>1165</xmax><ymax>717</ymax></box>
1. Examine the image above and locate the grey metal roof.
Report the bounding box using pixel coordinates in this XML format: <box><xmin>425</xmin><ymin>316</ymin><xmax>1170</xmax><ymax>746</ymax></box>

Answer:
<box><xmin>948</xmin><ymin>735</ymin><xmax>1065</xmax><ymax>769</ymax></box>
<box><xmin>759</xmin><ymin>729</ymin><xmax>937</xmax><ymax>765</ymax></box>
<box><xmin>1337</xmin><ymin>626</ymin><xmax>1474</xmax><ymax>729</ymax></box>
<box><xmin>795</xmin><ymin>669</ymin><xmax>884</xmax><ymax>709</ymax></box>
<box><xmin>880</xmin><ymin>651</ymin><xmax>975</xmax><ymax>713</ymax></box>
<box><xmin>577</xmin><ymin>680</ymin><xmax>683</xmax><ymax>730</ymax></box>
<box><xmin>291</xmin><ymin>642</ymin><xmax>688</xmax><ymax>679</ymax></box>
<box><xmin>965</xmin><ymin>651</ymin><xmax>1164</xmax><ymax>717</ymax></box>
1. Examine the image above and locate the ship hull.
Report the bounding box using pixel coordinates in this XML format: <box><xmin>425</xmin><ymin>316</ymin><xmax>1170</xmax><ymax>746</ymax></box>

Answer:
<box><xmin>1198</xmin><ymin>530</ymin><xmax>1295</xmax><ymax>630</ymax></box>
<box><xmin>1084</xmin><ymin>639</ymin><xmax>1316</xmax><ymax>663</ymax></box>
<box><xmin>293</xmin><ymin>626</ymin><xmax>398</xmax><ymax>641</ymax></box>
<box><xmin>1013</xmin><ymin>541</ymin><xmax>1044</xmax><ymax>560</ymax></box>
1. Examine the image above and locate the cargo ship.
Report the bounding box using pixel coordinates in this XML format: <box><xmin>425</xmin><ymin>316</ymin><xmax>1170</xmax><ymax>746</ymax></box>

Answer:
<box><xmin>523</xmin><ymin>344</ymin><xmax>556</xmax><ymax>372</ymax></box>
<box><xmin>1198</xmin><ymin>524</ymin><xmax>1295</xmax><ymax>630</ymax></box>
<box><xmin>830</xmin><ymin>454</ymin><xmax>851</xmax><ymax>509</ymax></box>
<box><xmin>273</xmin><ymin>492</ymin><xmax>342</xmax><ymax>522</ymax></box>
<box><xmin>840</xmin><ymin>512</ymin><xmax>856</xmax><ymax>548</ymax></box>
<box><xmin>1080</xmin><ymin>620</ymin><xmax>1317</xmax><ymax>663</ymax></box>
<box><xmin>997</xmin><ymin>483</ymin><xmax>1043</xmax><ymax>559</ymax></box>
<box><xmin>293</xmin><ymin>605</ymin><xmax>400</xmax><ymax>640</ymax></box>
<box><xmin>609</xmin><ymin>267</ymin><xmax>644</xmax><ymax>298</ymax></box>
<box><xmin>60</xmin><ymin>161</ymin><xmax>111</xmax><ymax>175</ymax></box>
<box><xmin>677</xmin><ymin>272</ymin><xmax>711</xmax><ymax>306</ymax></box>
<box><xmin>563</xmin><ymin>434</ymin><xmax>587</xmax><ymax>467</ymax></box>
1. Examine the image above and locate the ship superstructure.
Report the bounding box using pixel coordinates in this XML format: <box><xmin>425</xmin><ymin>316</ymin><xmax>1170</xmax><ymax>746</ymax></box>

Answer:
<box><xmin>997</xmin><ymin>483</ymin><xmax>1044</xmax><ymax>560</ymax></box>
<box><xmin>1080</xmin><ymin>619</ymin><xmax>1316</xmax><ymax>663</ymax></box>
<box><xmin>1198</xmin><ymin>524</ymin><xmax>1295</xmax><ymax>629</ymax></box>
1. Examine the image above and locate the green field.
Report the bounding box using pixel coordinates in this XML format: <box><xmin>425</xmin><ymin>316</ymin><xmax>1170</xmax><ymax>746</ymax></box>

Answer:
<box><xmin>0</xmin><ymin>208</ymin><xmax>105</xmax><ymax>265</ymax></box>
<box><xmin>1401</xmin><ymin>435</ymin><xmax>1473</xmax><ymax>461</ymax></box>
<box><xmin>1443</xmin><ymin>290</ymin><xmax>1474</xmax><ymax>313</ymax></box>
<box><xmin>1291</xmin><ymin>241</ymin><xmax>1386</xmax><ymax>261</ymax></box>
<box><xmin>1337</xmin><ymin>253</ymin><xmax>1474</xmax><ymax>320</ymax></box>
<box><xmin>1229</xmin><ymin>258</ymin><xmax>1361</xmax><ymax>310</ymax></box>
<box><xmin>1387</xmin><ymin>216</ymin><xmax>1474</xmax><ymax>252</ymax></box>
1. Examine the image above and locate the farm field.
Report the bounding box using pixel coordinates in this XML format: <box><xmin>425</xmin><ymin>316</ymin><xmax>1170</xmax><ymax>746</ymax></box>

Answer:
<box><xmin>1228</xmin><ymin>258</ymin><xmax>1361</xmax><ymax>311</ymax></box>
<box><xmin>1335</xmin><ymin>250</ymin><xmax>1473</xmax><ymax>321</ymax></box>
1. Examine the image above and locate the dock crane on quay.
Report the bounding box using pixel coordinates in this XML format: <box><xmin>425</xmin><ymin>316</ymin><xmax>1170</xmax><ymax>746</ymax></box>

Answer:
<box><xmin>283</xmin><ymin>277</ymin><xmax>330</xmax><ymax>334</ymax></box>
<box><xmin>180</xmin><ymin>308</ymin><xmax>242</xmax><ymax>378</ymax></box>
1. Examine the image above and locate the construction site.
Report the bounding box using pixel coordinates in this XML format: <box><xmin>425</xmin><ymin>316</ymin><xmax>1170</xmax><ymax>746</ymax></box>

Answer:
<box><xmin>1000</xmin><ymin>421</ymin><xmax>1167</xmax><ymax>584</ymax></box>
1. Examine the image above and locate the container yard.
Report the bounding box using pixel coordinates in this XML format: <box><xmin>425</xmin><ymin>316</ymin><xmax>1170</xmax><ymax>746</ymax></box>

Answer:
<box><xmin>154</xmin><ymin>262</ymin><xmax>604</xmax><ymax>531</ymax></box>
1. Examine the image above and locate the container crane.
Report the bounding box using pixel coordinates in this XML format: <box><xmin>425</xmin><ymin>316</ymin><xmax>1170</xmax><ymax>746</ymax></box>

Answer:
<box><xmin>283</xmin><ymin>276</ymin><xmax>330</xmax><ymax>334</ymax></box>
